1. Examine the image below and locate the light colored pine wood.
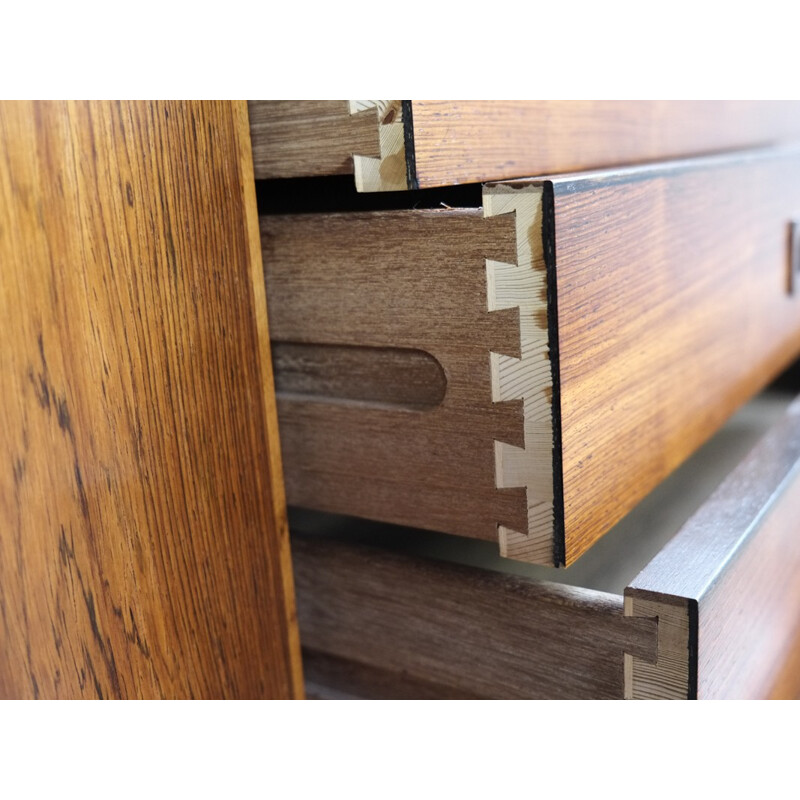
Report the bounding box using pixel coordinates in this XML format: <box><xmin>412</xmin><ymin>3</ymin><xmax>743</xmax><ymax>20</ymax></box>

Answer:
<box><xmin>483</xmin><ymin>185</ymin><xmax>553</xmax><ymax>562</ymax></box>
<box><xmin>350</xmin><ymin>100</ymin><xmax>407</xmax><ymax>192</ymax></box>
<box><xmin>624</xmin><ymin>596</ymin><xmax>691</xmax><ymax>700</ymax></box>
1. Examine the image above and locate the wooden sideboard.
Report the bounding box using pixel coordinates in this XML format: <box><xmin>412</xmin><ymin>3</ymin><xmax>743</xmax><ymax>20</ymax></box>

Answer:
<box><xmin>5</xmin><ymin>100</ymin><xmax>800</xmax><ymax>699</ymax></box>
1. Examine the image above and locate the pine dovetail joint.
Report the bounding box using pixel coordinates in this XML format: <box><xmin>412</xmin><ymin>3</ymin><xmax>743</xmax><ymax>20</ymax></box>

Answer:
<box><xmin>483</xmin><ymin>185</ymin><xmax>555</xmax><ymax>562</ymax></box>
<box><xmin>350</xmin><ymin>101</ymin><xmax>407</xmax><ymax>192</ymax></box>
<box><xmin>623</xmin><ymin>594</ymin><xmax>692</xmax><ymax>700</ymax></box>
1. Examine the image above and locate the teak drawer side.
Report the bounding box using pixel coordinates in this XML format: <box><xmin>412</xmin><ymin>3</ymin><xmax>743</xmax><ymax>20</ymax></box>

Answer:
<box><xmin>264</xmin><ymin>146</ymin><xmax>800</xmax><ymax>566</ymax></box>
<box><xmin>293</xmin><ymin>535</ymin><xmax>658</xmax><ymax>700</ymax></box>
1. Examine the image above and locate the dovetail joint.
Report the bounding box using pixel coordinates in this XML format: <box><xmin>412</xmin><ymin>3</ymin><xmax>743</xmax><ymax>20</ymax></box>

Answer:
<box><xmin>349</xmin><ymin>101</ymin><xmax>407</xmax><ymax>193</ymax></box>
<box><xmin>484</xmin><ymin>185</ymin><xmax>554</xmax><ymax>564</ymax></box>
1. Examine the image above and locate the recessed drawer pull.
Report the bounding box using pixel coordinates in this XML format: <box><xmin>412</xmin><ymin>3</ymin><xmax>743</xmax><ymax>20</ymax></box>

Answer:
<box><xmin>272</xmin><ymin>342</ymin><xmax>447</xmax><ymax>411</ymax></box>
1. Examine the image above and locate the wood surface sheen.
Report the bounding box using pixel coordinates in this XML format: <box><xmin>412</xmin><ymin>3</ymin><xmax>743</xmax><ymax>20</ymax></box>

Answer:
<box><xmin>410</xmin><ymin>101</ymin><xmax>800</xmax><ymax>188</ymax></box>
<box><xmin>626</xmin><ymin>397</ymin><xmax>800</xmax><ymax>699</ymax></box>
<box><xmin>550</xmin><ymin>146</ymin><xmax>800</xmax><ymax>562</ymax></box>
<box><xmin>264</xmin><ymin>146</ymin><xmax>800</xmax><ymax>565</ymax></box>
<box><xmin>292</xmin><ymin>535</ymin><xmax>657</xmax><ymax>700</ymax></box>
<box><xmin>0</xmin><ymin>101</ymin><xmax>303</xmax><ymax>699</ymax></box>
<box><xmin>248</xmin><ymin>100</ymin><xmax>800</xmax><ymax>190</ymax></box>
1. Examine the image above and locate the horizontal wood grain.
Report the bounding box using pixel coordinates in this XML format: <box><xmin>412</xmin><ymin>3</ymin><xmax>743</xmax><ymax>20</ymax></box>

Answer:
<box><xmin>249</xmin><ymin>100</ymin><xmax>800</xmax><ymax>190</ymax></box>
<box><xmin>262</xmin><ymin>208</ymin><xmax>530</xmax><ymax>543</ymax></box>
<box><xmin>625</xmin><ymin>396</ymin><xmax>800</xmax><ymax>699</ymax></box>
<box><xmin>0</xmin><ymin>101</ymin><xmax>303</xmax><ymax>699</ymax></box>
<box><xmin>410</xmin><ymin>101</ymin><xmax>800</xmax><ymax>189</ymax></box>
<box><xmin>248</xmin><ymin>101</ymin><xmax>380</xmax><ymax>179</ymax></box>
<box><xmin>248</xmin><ymin>100</ymin><xmax>407</xmax><ymax>190</ymax></box>
<box><xmin>264</xmin><ymin>146</ymin><xmax>800</xmax><ymax>565</ymax></box>
<box><xmin>292</xmin><ymin>535</ymin><xmax>657</xmax><ymax>700</ymax></box>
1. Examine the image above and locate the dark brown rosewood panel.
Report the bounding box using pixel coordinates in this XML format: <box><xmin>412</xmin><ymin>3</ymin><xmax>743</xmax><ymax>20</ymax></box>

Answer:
<box><xmin>625</xmin><ymin>397</ymin><xmax>800</xmax><ymax>699</ymax></box>
<box><xmin>293</xmin><ymin>536</ymin><xmax>657</xmax><ymax>700</ymax></box>
<box><xmin>0</xmin><ymin>101</ymin><xmax>303</xmax><ymax>699</ymax></box>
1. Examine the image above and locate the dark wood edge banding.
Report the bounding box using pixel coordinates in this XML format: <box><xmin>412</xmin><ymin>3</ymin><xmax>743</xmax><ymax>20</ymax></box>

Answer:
<box><xmin>542</xmin><ymin>181</ymin><xmax>565</xmax><ymax>567</ymax></box>
<box><xmin>401</xmin><ymin>100</ymin><xmax>418</xmax><ymax>191</ymax></box>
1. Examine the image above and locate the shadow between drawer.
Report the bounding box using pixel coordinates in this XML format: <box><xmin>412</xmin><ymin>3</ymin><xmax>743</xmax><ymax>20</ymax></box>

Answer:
<box><xmin>292</xmin><ymin>393</ymin><xmax>800</xmax><ymax>699</ymax></box>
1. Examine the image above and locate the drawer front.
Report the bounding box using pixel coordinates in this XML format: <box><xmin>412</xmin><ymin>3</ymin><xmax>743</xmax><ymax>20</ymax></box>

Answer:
<box><xmin>626</xmin><ymin>398</ymin><xmax>800</xmax><ymax>700</ymax></box>
<box><xmin>294</xmin><ymin>394</ymin><xmax>800</xmax><ymax>699</ymax></box>
<box><xmin>265</xmin><ymin>147</ymin><xmax>800</xmax><ymax>567</ymax></box>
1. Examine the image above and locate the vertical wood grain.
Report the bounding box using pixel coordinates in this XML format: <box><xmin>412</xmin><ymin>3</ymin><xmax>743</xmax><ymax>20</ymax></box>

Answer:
<box><xmin>0</xmin><ymin>101</ymin><xmax>303</xmax><ymax>699</ymax></box>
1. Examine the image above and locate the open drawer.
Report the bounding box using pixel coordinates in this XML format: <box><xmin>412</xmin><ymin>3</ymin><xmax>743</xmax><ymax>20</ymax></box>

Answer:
<box><xmin>291</xmin><ymin>391</ymin><xmax>800</xmax><ymax>699</ymax></box>
<box><xmin>264</xmin><ymin>146</ymin><xmax>800</xmax><ymax>567</ymax></box>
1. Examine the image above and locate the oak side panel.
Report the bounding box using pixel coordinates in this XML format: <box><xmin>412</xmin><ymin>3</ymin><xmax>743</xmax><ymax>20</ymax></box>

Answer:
<box><xmin>552</xmin><ymin>148</ymin><xmax>800</xmax><ymax>562</ymax></box>
<box><xmin>262</xmin><ymin>209</ymin><xmax>528</xmax><ymax>542</ymax></box>
<box><xmin>626</xmin><ymin>397</ymin><xmax>800</xmax><ymax>699</ymax></box>
<box><xmin>411</xmin><ymin>101</ymin><xmax>800</xmax><ymax>189</ymax></box>
<box><xmin>292</xmin><ymin>536</ymin><xmax>657</xmax><ymax>700</ymax></box>
<box><xmin>0</xmin><ymin>101</ymin><xmax>303</xmax><ymax>699</ymax></box>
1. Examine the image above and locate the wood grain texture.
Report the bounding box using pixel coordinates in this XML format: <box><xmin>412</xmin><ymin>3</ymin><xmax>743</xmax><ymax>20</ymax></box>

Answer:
<box><xmin>262</xmin><ymin>208</ymin><xmax>531</xmax><ymax>543</ymax></box>
<box><xmin>766</xmin><ymin>622</ymin><xmax>800</xmax><ymax>699</ymax></box>
<box><xmin>0</xmin><ymin>101</ymin><xmax>303</xmax><ymax>699</ymax></box>
<box><xmin>248</xmin><ymin>100</ymin><xmax>398</xmax><ymax>185</ymax></box>
<box><xmin>248</xmin><ymin>101</ymin><xmax>800</xmax><ymax>190</ymax></box>
<box><xmin>625</xmin><ymin>397</ymin><xmax>800</xmax><ymax>699</ymax></box>
<box><xmin>484</xmin><ymin>186</ymin><xmax>554</xmax><ymax>562</ymax></box>
<box><xmin>350</xmin><ymin>101</ymin><xmax>408</xmax><ymax>192</ymax></box>
<box><xmin>292</xmin><ymin>535</ymin><xmax>657</xmax><ymax>700</ymax></box>
<box><xmin>548</xmin><ymin>146</ymin><xmax>800</xmax><ymax>562</ymax></box>
<box><xmin>409</xmin><ymin>101</ymin><xmax>800</xmax><ymax>188</ymax></box>
<box><xmin>264</xmin><ymin>148</ymin><xmax>800</xmax><ymax>565</ymax></box>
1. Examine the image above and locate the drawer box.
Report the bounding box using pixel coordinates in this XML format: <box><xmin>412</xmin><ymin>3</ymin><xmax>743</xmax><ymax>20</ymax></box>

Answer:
<box><xmin>292</xmin><ymin>392</ymin><xmax>800</xmax><ymax>699</ymax></box>
<box><xmin>264</xmin><ymin>147</ymin><xmax>800</xmax><ymax>566</ymax></box>
<box><xmin>249</xmin><ymin>100</ymin><xmax>800</xmax><ymax>192</ymax></box>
